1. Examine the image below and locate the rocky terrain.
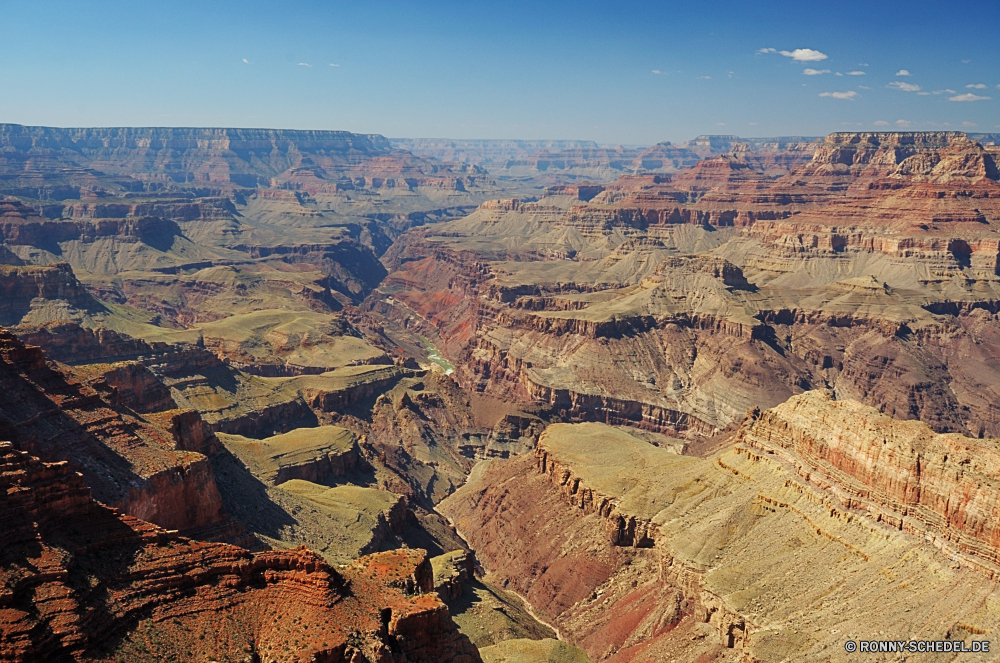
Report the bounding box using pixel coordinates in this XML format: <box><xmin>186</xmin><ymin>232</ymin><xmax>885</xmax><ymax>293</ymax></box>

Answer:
<box><xmin>395</xmin><ymin>136</ymin><xmax>821</xmax><ymax>185</ymax></box>
<box><xmin>441</xmin><ymin>397</ymin><xmax>1000</xmax><ymax>661</ymax></box>
<box><xmin>376</xmin><ymin>131</ymin><xmax>1000</xmax><ymax>444</ymax></box>
<box><xmin>3</xmin><ymin>127</ymin><xmax>1000</xmax><ymax>660</ymax></box>
<box><xmin>0</xmin><ymin>440</ymin><xmax>480</xmax><ymax>662</ymax></box>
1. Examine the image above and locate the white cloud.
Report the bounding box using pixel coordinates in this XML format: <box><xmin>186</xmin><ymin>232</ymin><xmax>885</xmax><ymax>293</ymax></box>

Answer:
<box><xmin>888</xmin><ymin>81</ymin><xmax>921</xmax><ymax>92</ymax></box>
<box><xmin>962</xmin><ymin>59</ymin><xmax>971</xmax><ymax>64</ymax></box>
<box><xmin>858</xmin><ymin>85</ymin><xmax>871</xmax><ymax>89</ymax></box>
<box><xmin>803</xmin><ymin>68</ymin><xmax>831</xmax><ymax>75</ymax></box>
<box><xmin>896</xmin><ymin>119</ymin><xmax>913</xmax><ymax>127</ymax></box>
<box><xmin>846</xmin><ymin>71</ymin><xmax>866</xmax><ymax>76</ymax></box>
<box><xmin>748</xmin><ymin>122</ymin><xmax>758</xmax><ymax>126</ymax></box>
<box><xmin>932</xmin><ymin>89</ymin><xmax>956</xmax><ymax>95</ymax></box>
<box><xmin>329</xmin><ymin>63</ymin><xmax>339</xmax><ymax>67</ymax></box>
<box><xmin>873</xmin><ymin>120</ymin><xmax>889</xmax><ymax>126</ymax></box>
<box><xmin>835</xmin><ymin>72</ymin><xmax>843</xmax><ymax>76</ymax></box>
<box><xmin>896</xmin><ymin>69</ymin><xmax>911</xmax><ymax>76</ymax></box>
<box><xmin>243</xmin><ymin>58</ymin><xmax>251</xmax><ymax>64</ymax></box>
<box><xmin>651</xmin><ymin>69</ymin><xmax>663</xmax><ymax>74</ymax></box>
<box><xmin>819</xmin><ymin>91</ymin><xmax>858</xmax><ymax>100</ymax></box>
<box><xmin>297</xmin><ymin>62</ymin><xmax>312</xmax><ymax>67</ymax></box>
<box><xmin>780</xmin><ymin>48</ymin><xmax>828</xmax><ymax>62</ymax></box>
<box><xmin>950</xmin><ymin>93</ymin><xmax>991</xmax><ymax>102</ymax></box>
<box><xmin>967</xmin><ymin>83</ymin><xmax>987</xmax><ymax>89</ymax></box>
<box><xmin>860</xmin><ymin>63</ymin><xmax>869</xmax><ymax>67</ymax></box>
<box><xmin>758</xmin><ymin>48</ymin><xmax>777</xmax><ymax>54</ymax></box>
<box><xmin>917</xmin><ymin>92</ymin><xmax>931</xmax><ymax>95</ymax></box>
<box><xmin>962</xmin><ymin>121</ymin><xmax>978</xmax><ymax>127</ymax></box>
<box><xmin>716</xmin><ymin>122</ymin><xmax>726</xmax><ymax>126</ymax></box>
<box><xmin>699</xmin><ymin>76</ymin><xmax>711</xmax><ymax>79</ymax></box>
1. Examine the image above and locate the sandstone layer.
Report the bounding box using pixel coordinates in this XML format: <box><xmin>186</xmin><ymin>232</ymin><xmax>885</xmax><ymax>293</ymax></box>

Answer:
<box><xmin>441</xmin><ymin>402</ymin><xmax>1000</xmax><ymax>662</ymax></box>
<box><xmin>0</xmin><ymin>441</ymin><xmax>480</xmax><ymax>662</ymax></box>
<box><xmin>375</xmin><ymin>131</ymin><xmax>1000</xmax><ymax>442</ymax></box>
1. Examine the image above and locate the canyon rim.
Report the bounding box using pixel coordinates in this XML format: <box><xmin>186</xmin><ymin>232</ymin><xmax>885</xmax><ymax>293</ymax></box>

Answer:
<box><xmin>3</xmin><ymin>2</ymin><xmax>1000</xmax><ymax>661</ymax></box>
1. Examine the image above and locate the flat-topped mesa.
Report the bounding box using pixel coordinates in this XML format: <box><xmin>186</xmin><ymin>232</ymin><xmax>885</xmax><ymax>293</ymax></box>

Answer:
<box><xmin>442</xmin><ymin>419</ymin><xmax>1000</xmax><ymax>662</ymax></box>
<box><xmin>738</xmin><ymin>390</ymin><xmax>1000</xmax><ymax>574</ymax></box>
<box><xmin>0</xmin><ymin>123</ymin><xmax>494</xmax><ymax>198</ymax></box>
<box><xmin>0</xmin><ymin>124</ymin><xmax>393</xmax><ymax>155</ymax></box>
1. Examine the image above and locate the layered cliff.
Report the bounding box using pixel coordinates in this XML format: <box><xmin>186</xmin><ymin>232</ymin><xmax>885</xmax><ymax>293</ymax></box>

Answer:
<box><xmin>739</xmin><ymin>390</ymin><xmax>1000</xmax><ymax>572</ymax></box>
<box><xmin>0</xmin><ymin>124</ymin><xmax>491</xmax><ymax>196</ymax></box>
<box><xmin>0</xmin><ymin>327</ymin><xmax>245</xmax><ymax>543</ymax></box>
<box><xmin>373</xmin><ymin>131</ymin><xmax>1000</xmax><ymax>439</ymax></box>
<box><xmin>0</xmin><ymin>441</ymin><xmax>480</xmax><ymax>662</ymax></box>
<box><xmin>441</xmin><ymin>411</ymin><xmax>1000</xmax><ymax>662</ymax></box>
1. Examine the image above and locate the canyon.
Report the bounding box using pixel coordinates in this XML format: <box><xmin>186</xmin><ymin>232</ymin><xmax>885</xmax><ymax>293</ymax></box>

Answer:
<box><xmin>2</xmin><ymin>125</ymin><xmax>1000</xmax><ymax>661</ymax></box>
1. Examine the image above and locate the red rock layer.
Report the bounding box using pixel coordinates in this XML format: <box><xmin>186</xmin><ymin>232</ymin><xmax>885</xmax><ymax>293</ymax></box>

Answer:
<box><xmin>374</xmin><ymin>132</ymin><xmax>1000</xmax><ymax>438</ymax></box>
<box><xmin>738</xmin><ymin>390</ymin><xmax>1000</xmax><ymax>574</ymax></box>
<box><xmin>0</xmin><ymin>327</ymin><xmax>243</xmax><ymax>541</ymax></box>
<box><xmin>0</xmin><ymin>442</ymin><xmax>480</xmax><ymax>662</ymax></box>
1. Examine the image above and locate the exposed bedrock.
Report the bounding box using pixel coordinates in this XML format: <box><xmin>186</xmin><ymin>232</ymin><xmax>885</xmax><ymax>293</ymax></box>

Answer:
<box><xmin>739</xmin><ymin>390</ymin><xmax>1000</xmax><ymax>572</ymax></box>
<box><xmin>220</xmin><ymin>425</ymin><xmax>360</xmax><ymax>486</ymax></box>
<box><xmin>0</xmin><ymin>328</ymin><xmax>245</xmax><ymax>544</ymax></box>
<box><xmin>0</xmin><ymin>441</ymin><xmax>480</xmax><ymax>662</ymax></box>
<box><xmin>441</xmin><ymin>412</ymin><xmax>1000</xmax><ymax>662</ymax></box>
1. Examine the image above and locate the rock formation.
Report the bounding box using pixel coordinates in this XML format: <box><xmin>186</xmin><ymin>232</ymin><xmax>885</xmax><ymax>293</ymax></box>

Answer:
<box><xmin>441</xmin><ymin>402</ymin><xmax>1000</xmax><ymax>661</ymax></box>
<box><xmin>374</xmin><ymin>131</ymin><xmax>1000</xmax><ymax>441</ymax></box>
<box><xmin>0</xmin><ymin>441</ymin><xmax>480</xmax><ymax>662</ymax></box>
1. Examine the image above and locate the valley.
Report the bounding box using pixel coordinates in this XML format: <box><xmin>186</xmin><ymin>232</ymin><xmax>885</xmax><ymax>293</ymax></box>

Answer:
<box><xmin>2</xmin><ymin>125</ymin><xmax>1000</xmax><ymax>662</ymax></box>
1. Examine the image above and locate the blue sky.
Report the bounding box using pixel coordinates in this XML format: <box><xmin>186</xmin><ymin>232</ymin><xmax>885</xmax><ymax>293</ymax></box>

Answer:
<box><xmin>1</xmin><ymin>1</ymin><xmax>997</xmax><ymax>143</ymax></box>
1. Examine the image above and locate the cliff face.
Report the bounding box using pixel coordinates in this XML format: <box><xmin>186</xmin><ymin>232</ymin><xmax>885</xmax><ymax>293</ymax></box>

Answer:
<box><xmin>738</xmin><ymin>390</ymin><xmax>1000</xmax><ymax>571</ymax></box>
<box><xmin>441</xmin><ymin>412</ymin><xmax>1000</xmax><ymax>662</ymax></box>
<box><xmin>0</xmin><ymin>124</ymin><xmax>491</xmax><ymax>198</ymax></box>
<box><xmin>372</xmin><ymin>131</ymin><xmax>1000</xmax><ymax>440</ymax></box>
<box><xmin>0</xmin><ymin>442</ymin><xmax>480</xmax><ymax>663</ymax></box>
<box><xmin>0</xmin><ymin>327</ymin><xmax>243</xmax><ymax>542</ymax></box>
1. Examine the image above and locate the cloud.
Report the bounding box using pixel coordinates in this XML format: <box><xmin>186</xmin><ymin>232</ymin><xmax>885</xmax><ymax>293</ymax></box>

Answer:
<box><xmin>699</xmin><ymin>76</ymin><xmax>711</xmax><ymax>79</ymax></box>
<box><xmin>819</xmin><ymin>91</ymin><xmax>858</xmax><ymax>100</ymax></box>
<box><xmin>966</xmin><ymin>83</ymin><xmax>987</xmax><ymax>89</ymax></box>
<box><xmin>651</xmin><ymin>69</ymin><xmax>664</xmax><ymax>74</ymax></box>
<box><xmin>716</xmin><ymin>122</ymin><xmax>726</xmax><ymax>126</ymax></box>
<box><xmin>932</xmin><ymin>89</ymin><xmax>956</xmax><ymax>95</ymax></box>
<box><xmin>873</xmin><ymin>120</ymin><xmax>889</xmax><ymax>126</ymax></box>
<box><xmin>780</xmin><ymin>48</ymin><xmax>828</xmax><ymax>62</ymax></box>
<box><xmin>297</xmin><ymin>62</ymin><xmax>312</xmax><ymax>67</ymax></box>
<box><xmin>888</xmin><ymin>81</ymin><xmax>921</xmax><ymax>92</ymax></box>
<box><xmin>860</xmin><ymin>63</ymin><xmax>869</xmax><ymax>67</ymax></box>
<box><xmin>757</xmin><ymin>48</ymin><xmax>777</xmax><ymax>54</ymax></box>
<box><xmin>846</xmin><ymin>71</ymin><xmax>866</xmax><ymax>76</ymax></box>
<box><xmin>896</xmin><ymin>69</ymin><xmax>911</xmax><ymax>76</ymax></box>
<box><xmin>917</xmin><ymin>91</ymin><xmax>931</xmax><ymax>95</ymax></box>
<box><xmin>747</xmin><ymin>122</ymin><xmax>758</xmax><ymax>126</ymax></box>
<box><xmin>329</xmin><ymin>63</ymin><xmax>339</xmax><ymax>67</ymax></box>
<box><xmin>896</xmin><ymin>119</ymin><xmax>913</xmax><ymax>127</ymax></box>
<box><xmin>962</xmin><ymin>59</ymin><xmax>971</xmax><ymax>64</ymax></box>
<box><xmin>950</xmin><ymin>93</ymin><xmax>991</xmax><ymax>101</ymax></box>
<box><xmin>243</xmin><ymin>58</ymin><xmax>251</xmax><ymax>64</ymax></box>
<box><xmin>803</xmin><ymin>68</ymin><xmax>831</xmax><ymax>75</ymax></box>
<box><xmin>835</xmin><ymin>72</ymin><xmax>843</xmax><ymax>76</ymax></box>
<box><xmin>962</xmin><ymin>121</ymin><xmax>978</xmax><ymax>127</ymax></box>
<box><xmin>858</xmin><ymin>85</ymin><xmax>871</xmax><ymax>89</ymax></box>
